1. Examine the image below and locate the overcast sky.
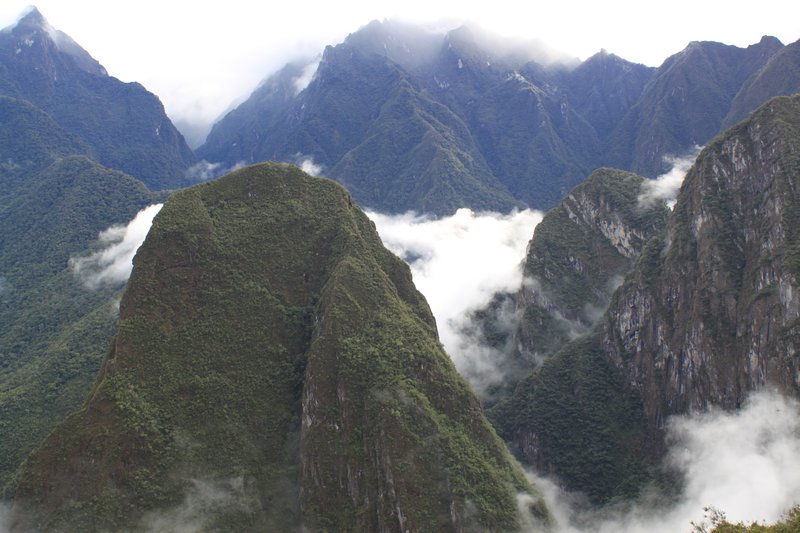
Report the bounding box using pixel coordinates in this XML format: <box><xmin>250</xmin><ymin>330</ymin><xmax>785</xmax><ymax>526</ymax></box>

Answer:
<box><xmin>2</xmin><ymin>1</ymin><xmax>798</xmax><ymax>144</ymax></box>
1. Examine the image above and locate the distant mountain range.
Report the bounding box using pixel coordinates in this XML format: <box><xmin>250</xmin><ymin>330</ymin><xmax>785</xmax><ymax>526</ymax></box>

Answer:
<box><xmin>199</xmin><ymin>20</ymin><xmax>800</xmax><ymax>215</ymax></box>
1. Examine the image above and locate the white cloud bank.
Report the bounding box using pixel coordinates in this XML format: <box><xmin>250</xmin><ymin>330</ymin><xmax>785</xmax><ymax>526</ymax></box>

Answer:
<box><xmin>368</xmin><ymin>207</ymin><xmax>542</xmax><ymax>392</ymax></box>
<box><xmin>70</xmin><ymin>204</ymin><xmax>163</xmax><ymax>290</ymax></box>
<box><xmin>531</xmin><ymin>390</ymin><xmax>800</xmax><ymax>533</ymax></box>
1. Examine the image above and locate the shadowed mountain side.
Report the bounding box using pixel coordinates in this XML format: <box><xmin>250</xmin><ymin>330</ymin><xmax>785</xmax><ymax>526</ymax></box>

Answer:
<box><xmin>200</xmin><ymin>22</ymin><xmax>799</xmax><ymax>214</ymax></box>
<box><xmin>12</xmin><ymin>163</ymin><xmax>548</xmax><ymax>532</ymax></box>
<box><xmin>607</xmin><ymin>37</ymin><xmax>784</xmax><ymax>176</ymax></box>
<box><xmin>724</xmin><ymin>39</ymin><xmax>800</xmax><ymax>128</ymax></box>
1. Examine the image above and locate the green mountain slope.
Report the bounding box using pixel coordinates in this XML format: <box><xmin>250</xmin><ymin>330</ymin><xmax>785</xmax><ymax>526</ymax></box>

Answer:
<box><xmin>0</xmin><ymin>95</ymin><xmax>91</xmax><ymax>198</ymax></box>
<box><xmin>608</xmin><ymin>37</ymin><xmax>783</xmax><ymax>175</ymax></box>
<box><xmin>12</xmin><ymin>163</ymin><xmax>548</xmax><ymax>531</ymax></box>
<box><xmin>0</xmin><ymin>156</ymin><xmax>158</xmax><ymax>491</ymax></box>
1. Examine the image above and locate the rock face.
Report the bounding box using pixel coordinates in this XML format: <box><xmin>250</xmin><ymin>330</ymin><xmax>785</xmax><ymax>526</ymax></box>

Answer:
<box><xmin>0</xmin><ymin>8</ymin><xmax>196</xmax><ymax>189</ymax></box>
<box><xmin>514</xmin><ymin>168</ymin><xmax>669</xmax><ymax>365</ymax></box>
<box><xmin>485</xmin><ymin>170</ymin><xmax>668</xmax><ymax>501</ymax></box>
<box><xmin>602</xmin><ymin>94</ymin><xmax>800</xmax><ymax>429</ymax></box>
<box><xmin>12</xmin><ymin>163</ymin><xmax>547</xmax><ymax>532</ymax></box>
<box><xmin>492</xmin><ymin>94</ymin><xmax>800</xmax><ymax>503</ymax></box>
<box><xmin>470</xmin><ymin>169</ymin><xmax>668</xmax><ymax>404</ymax></box>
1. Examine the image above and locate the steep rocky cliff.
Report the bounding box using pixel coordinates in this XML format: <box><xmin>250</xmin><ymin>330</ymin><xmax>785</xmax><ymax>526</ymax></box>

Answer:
<box><xmin>473</xmin><ymin>168</ymin><xmax>668</xmax><ymax>403</ymax></box>
<box><xmin>514</xmin><ymin>168</ymin><xmax>669</xmax><ymax>364</ymax></box>
<box><xmin>486</xmin><ymin>169</ymin><xmax>669</xmax><ymax>501</ymax></box>
<box><xmin>602</xmin><ymin>94</ymin><xmax>800</xmax><ymax>428</ymax></box>
<box><xmin>492</xmin><ymin>94</ymin><xmax>800</xmax><ymax>503</ymax></box>
<box><xmin>11</xmin><ymin>163</ymin><xmax>547</xmax><ymax>532</ymax></box>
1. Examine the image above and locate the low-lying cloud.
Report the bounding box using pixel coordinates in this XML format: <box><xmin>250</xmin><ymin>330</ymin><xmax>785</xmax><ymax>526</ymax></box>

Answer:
<box><xmin>531</xmin><ymin>390</ymin><xmax>800</xmax><ymax>532</ymax></box>
<box><xmin>639</xmin><ymin>148</ymin><xmax>701</xmax><ymax>209</ymax></box>
<box><xmin>69</xmin><ymin>204</ymin><xmax>163</xmax><ymax>290</ymax></box>
<box><xmin>368</xmin><ymin>208</ymin><xmax>542</xmax><ymax>394</ymax></box>
<box><xmin>293</xmin><ymin>55</ymin><xmax>322</xmax><ymax>94</ymax></box>
<box><xmin>295</xmin><ymin>154</ymin><xmax>323</xmax><ymax>176</ymax></box>
<box><xmin>185</xmin><ymin>160</ymin><xmax>249</xmax><ymax>182</ymax></box>
<box><xmin>140</xmin><ymin>477</ymin><xmax>251</xmax><ymax>533</ymax></box>
<box><xmin>185</xmin><ymin>160</ymin><xmax>223</xmax><ymax>182</ymax></box>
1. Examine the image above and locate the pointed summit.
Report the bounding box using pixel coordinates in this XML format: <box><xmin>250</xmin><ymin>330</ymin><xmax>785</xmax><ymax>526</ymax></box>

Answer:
<box><xmin>1</xmin><ymin>5</ymin><xmax>107</xmax><ymax>77</ymax></box>
<box><xmin>13</xmin><ymin>6</ymin><xmax>47</xmax><ymax>29</ymax></box>
<box><xmin>0</xmin><ymin>6</ymin><xmax>197</xmax><ymax>188</ymax></box>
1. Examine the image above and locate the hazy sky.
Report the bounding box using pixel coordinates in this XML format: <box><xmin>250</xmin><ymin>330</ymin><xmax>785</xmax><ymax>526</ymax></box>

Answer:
<box><xmin>1</xmin><ymin>1</ymin><xmax>798</xmax><ymax>143</ymax></box>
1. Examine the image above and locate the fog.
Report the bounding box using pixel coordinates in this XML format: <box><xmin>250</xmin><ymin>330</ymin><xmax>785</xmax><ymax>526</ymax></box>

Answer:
<box><xmin>639</xmin><ymin>149</ymin><xmax>701</xmax><ymax>209</ymax></box>
<box><xmin>368</xmin><ymin>208</ymin><xmax>542</xmax><ymax>394</ymax></box>
<box><xmin>69</xmin><ymin>204</ymin><xmax>163</xmax><ymax>290</ymax></box>
<box><xmin>532</xmin><ymin>391</ymin><xmax>800</xmax><ymax>532</ymax></box>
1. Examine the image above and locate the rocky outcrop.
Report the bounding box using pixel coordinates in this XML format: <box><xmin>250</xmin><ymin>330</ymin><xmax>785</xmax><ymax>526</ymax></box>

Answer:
<box><xmin>475</xmin><ymin>168</ymin><xmax>668</xmax><ymax>404</ymax></box>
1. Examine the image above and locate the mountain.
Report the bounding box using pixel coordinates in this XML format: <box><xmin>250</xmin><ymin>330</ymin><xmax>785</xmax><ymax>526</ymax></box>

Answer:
<box><xmin>0</xmin><ymin>95</ymin><xmax>91</xmax><ymax>199</ymax></box>
<box><xmin>724</xmin><ymin>39</ymin><xmax>800</xmax><ymax>128</ymax></box>
<box><xmin>475</xmin><ymin>168</ymin><xmax>669</xmax><ymax>405</ymax></box>
<box><xmin>600</xmin><ymin>94</ymin><xmax>800</xmax><ymax>422</ymax></box>
<box><xmin>0</xmin><ymin>155</ymin><xmax>159</xmax><ymax>491</ymax></box>
<box><xmin>607</xmin><ymin>36</ymin><xmax>784</xmax><ymax>176</ymax></box>
<box><xmin>0</xmin><ymin>8</ymin><xmax>196</xmax><ymax>189</ymax></box>
<box><xmin>491</xmin><ymin>94</ymin><xmax>800</xmax><ymax>502</ymax></box>
<box><xmin>199</xmin><ymin>21</ymin><xmax>797</xmax><ymax>215</ymax></box>
<box><xmin>11</xmin><ymin>163</ymin><xmax>549</xmax><ymax>531</ymax></box>
<box><xmin>198</xmin><ymin>21</ymin><xmax>641</xmax><ymax>214</ymax></box>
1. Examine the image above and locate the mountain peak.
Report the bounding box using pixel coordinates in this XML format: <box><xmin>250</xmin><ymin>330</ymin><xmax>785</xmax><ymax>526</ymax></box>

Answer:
<box><xmin>5</xmin><ymin>6</ymin><xmax>53</xmax><ymax>38</ymax></box>
<box><xmin>13</xmin><ymin>6</ymin><xmax>47</xmax><ymax>29</ymax></box>
<box><xmin>1</xmin><ymin>6</ymin><xmax>108</xmax><ymax>77</ymax></box>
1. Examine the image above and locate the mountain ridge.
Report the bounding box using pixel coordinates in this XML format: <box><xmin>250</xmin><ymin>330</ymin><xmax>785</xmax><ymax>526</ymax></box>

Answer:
<box><xmin>199</xmin><ymin>20</ymin><xmax>798</xmax><ymax>215</ymax></box>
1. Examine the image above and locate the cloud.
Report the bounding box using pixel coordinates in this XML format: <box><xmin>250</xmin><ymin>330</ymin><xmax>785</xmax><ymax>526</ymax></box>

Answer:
<box><xmin>140</xmin><ymin>477</ymin><xmax>252</xmax><ymax>533</ymax></box>
<box><xmin>295</xmin><ymin>154</ymin><xmax>323</xmax><ymax>176</ymax></box>
<box><xmin>185</xmin><ymin>160</ymin><xmax>222</xmax><ymax>182</ymax></box>
<box><xmin>293</xmin><ymin>55</ymin><xmax>321</xmax><ymax>94</ymax></box>
<box><xmin>638</xmin><ymin>148</ymin><xmax>701</xmax><ymax>209</ymax></box>
<box><xmin>368</xmin><ymin>208</ymin><xmax>542</xmax><ymax>394</ymax></box>
<box><xmin>527</xmin><ymin>390</ymin><xmax>800</xmax><ymax>532</ymax></box>
<box><xmin>69</xmin><ymin>204</ymin><xmax>163</xmax><ymax>290</ymax></box>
